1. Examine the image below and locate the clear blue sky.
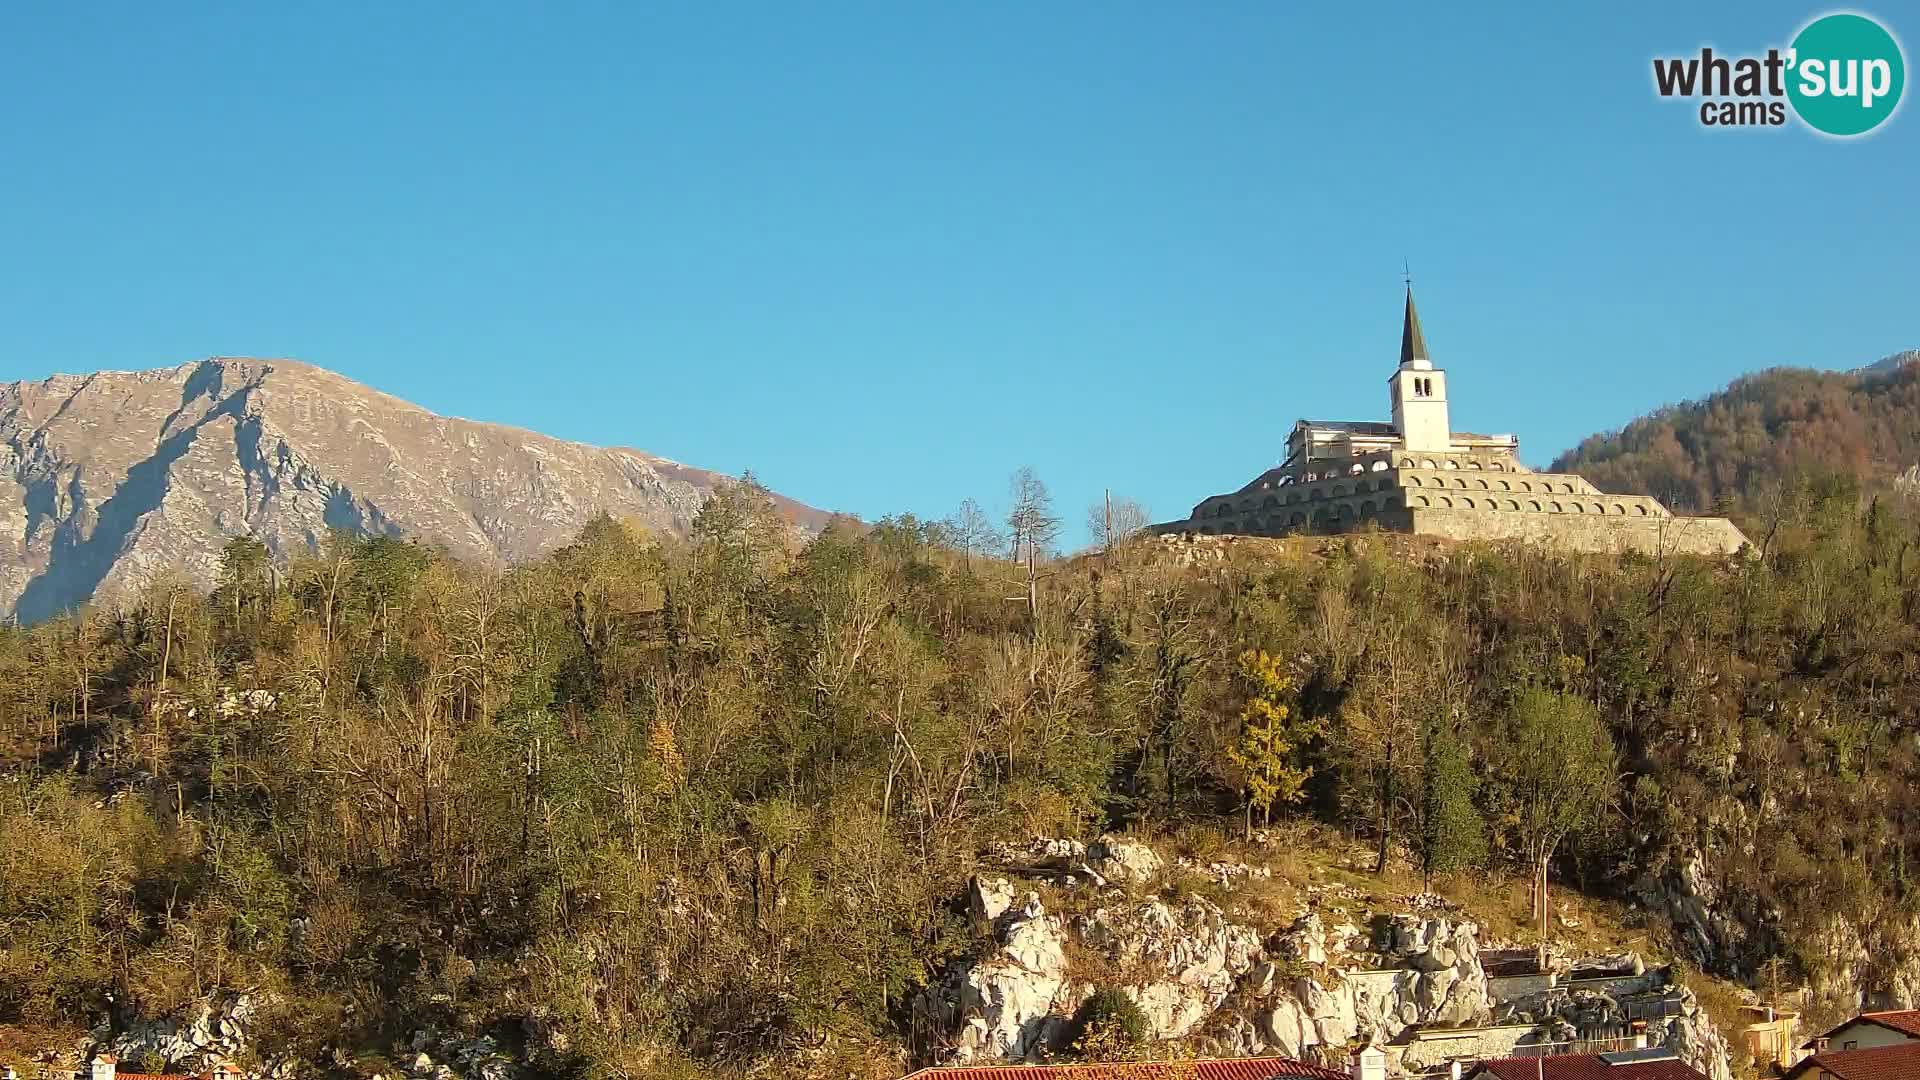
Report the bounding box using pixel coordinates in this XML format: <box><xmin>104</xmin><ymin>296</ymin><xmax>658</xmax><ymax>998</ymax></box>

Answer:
<box><xmin>3</xmin><ymin>2</ymin><xmax>1914</xmax><ymax>546</ymax></box>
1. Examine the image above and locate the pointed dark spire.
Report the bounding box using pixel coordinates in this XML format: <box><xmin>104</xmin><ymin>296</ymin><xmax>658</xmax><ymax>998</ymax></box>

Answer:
<box><xmin>1398</xmin><ymin>286</ymin><xmax>1431</xmax><ymax>369</ymax></box>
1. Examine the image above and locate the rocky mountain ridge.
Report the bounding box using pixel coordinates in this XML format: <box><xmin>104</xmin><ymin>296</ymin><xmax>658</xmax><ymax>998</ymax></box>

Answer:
<box><xmin>0</xmin><ymin>358</ymin><xmax>830</xmax><ymax>621</ymax></box>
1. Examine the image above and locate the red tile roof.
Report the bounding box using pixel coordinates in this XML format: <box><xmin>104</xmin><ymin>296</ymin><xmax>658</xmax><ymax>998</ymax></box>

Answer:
<box><xmin>1858</xmin><ymin>1009</ymin><xmax>1920</xmax><ymax>1038</ymax></box>
<box><xmin>1786</xmin><ymin>1041</ymin><xmax>1920</xmax><ymax>1080</ymax></box>
<box><xmin>900</xmin><ymin>1058</ymin><xmax>1347</xmax><ymax>1080</ymax></box>
<box><xmin>1805</xmin><ymin>1009</ymin><xmax>1920</xmax><ymax>1047</ymax></box>
<box><xmin>1471</xmin><ymin>1054</ymin><xmax>1707</xmax><ymax>1080</ymax></box>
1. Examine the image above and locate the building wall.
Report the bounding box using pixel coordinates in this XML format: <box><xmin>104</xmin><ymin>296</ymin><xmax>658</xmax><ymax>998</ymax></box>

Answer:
<box><xmin>1404</xmin><ymin>509</ymin><xmax>1747</xmax><ymax>557</ymax></box>
<box><xmin>1488</xmin><ymin>973</ymin><xmax>1558</xmax><ymax>1003</ymax></box>
<box><xmin>1819</xmin><ymin>1021</ymin><xmax>1915</xmax><ymax>1050</ymax></box>
<box><xmin>1397</xmin><ymin>1025</ymin><xmax>1545</xmax><ymax>1072</ymax></box>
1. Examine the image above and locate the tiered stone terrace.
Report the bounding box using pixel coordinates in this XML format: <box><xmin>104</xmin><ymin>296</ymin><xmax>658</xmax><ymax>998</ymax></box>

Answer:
<box><xmin>1152</xmin><ymin>288</ymin><xmax>1751</xmax><ymax>558</ymax></box>
<box><xmin>1189</xmin><ymin>450</ymin><xmax>1667</xmax><ymax>535</ymax></box>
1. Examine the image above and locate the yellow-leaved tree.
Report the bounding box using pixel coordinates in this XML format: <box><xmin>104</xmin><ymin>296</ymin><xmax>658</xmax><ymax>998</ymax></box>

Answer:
<box><xmin>1226</xmin><ymin>649</ymin><xmax>1325</xmax><ymax>836</ymax></box>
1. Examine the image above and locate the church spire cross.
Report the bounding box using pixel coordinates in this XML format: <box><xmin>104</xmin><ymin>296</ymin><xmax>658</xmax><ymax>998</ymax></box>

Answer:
<box><xmin>1399</xmin><ymin>283</ymin><xmax>1432</xmax><ymax>370</ymax></box>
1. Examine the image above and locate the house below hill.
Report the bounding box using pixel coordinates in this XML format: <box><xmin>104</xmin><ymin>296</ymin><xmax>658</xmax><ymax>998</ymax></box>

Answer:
<box><xmin>1467</xmin><ymin>1047</ymin><xmax>1707</xmax><ymax>1080</ymax></box>
<box><xmin>1783</xmin><ymin>1040</ymin><xmax>1920</xmax><ymax>1080</ymax></box>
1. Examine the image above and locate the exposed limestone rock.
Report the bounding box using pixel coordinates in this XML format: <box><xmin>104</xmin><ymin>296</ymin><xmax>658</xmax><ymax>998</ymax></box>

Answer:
<box><xmin>1257</xmin><ymin>996</ymin><xmax>1317</xmax><ymax>1058</ymax></box>
<box><xmin>1634</xmin><ymin>850</ymin><xmax>1752</xmax><ymax>971</ymax></box>
<box><xmin>923</xmin><ymin>894</ymin><xmax>1079</xmax><ymax>1062</ymax></box>
<box><xmin>98</xmin><ymin>991</ymin><xmax>270</xmax><ymax>1071</ymax></box>
<box><xmin>1657</xmin><ymin>993</ymin><xmax>1736</xmax><ymax>1080</ymax></box>
<box><xmin>0</xmin><ymin>359</ymin><xmax>829</xmax><ymax>621</ymax></box>
<box><xmin>1080</xmin><ymin>896</ymin><xmax>1262</xmax><ymax>1039</ymax></box>
<box><xmin>1086</xmin><ymin>835</ymin><xmax>1163</xmax><ymax>885</ymax></box>
<box><xmin>1273</xmin><ymin>913</ymin><xmax>1328</xmax><ymax>966</ymax></box>
<box><xmin>924</xmin><ymin>836</ymin><xmax>1732</xmax><ymax>1080</ymax></box>
<box><xmin>969</xmin><ymin>876</ymin><xmax>1015</xmax><ymax>925</ymax></box>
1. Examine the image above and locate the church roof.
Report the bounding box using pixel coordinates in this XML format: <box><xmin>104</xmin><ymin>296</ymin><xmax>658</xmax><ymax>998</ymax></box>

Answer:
<box><xmin>1400</xmin><ymin>286</ymin><xmax>1432</xmax><ymax>369</ymax></box>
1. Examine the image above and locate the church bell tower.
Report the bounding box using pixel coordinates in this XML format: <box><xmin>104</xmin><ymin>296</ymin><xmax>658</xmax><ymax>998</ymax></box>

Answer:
<box><xmin>1389</xmin><ymin>287</ymin><xmax>1451</xmax><ymax>453</ymax></box>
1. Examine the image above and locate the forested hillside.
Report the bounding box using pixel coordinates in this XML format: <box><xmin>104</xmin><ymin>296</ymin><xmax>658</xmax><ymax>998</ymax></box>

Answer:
<box><xmin>1549</xmin><ymin>355</ymin><xmax>1920</xmax><ymax>512</ymax></box>
<box><xmin>4</xmin><ymin>473</ymin><xmax>1920</xmax><ymax>1078</ymax></box>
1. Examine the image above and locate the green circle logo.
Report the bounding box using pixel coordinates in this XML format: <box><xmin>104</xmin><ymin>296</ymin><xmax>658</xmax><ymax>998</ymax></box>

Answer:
<box><xmin>1787</xmin><ymin>13</ymin><xmax>1905</xmax><ymax>136</ymax></box>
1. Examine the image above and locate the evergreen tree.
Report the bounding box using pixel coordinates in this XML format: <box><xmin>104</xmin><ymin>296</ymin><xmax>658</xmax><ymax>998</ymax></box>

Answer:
<box><xmin>1418</xmin><ymin>718</ymin><xmax>1486</xmax><ymax>890</ymax></box>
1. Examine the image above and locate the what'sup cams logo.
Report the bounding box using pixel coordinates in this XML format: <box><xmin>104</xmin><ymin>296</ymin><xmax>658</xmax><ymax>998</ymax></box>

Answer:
<box><xmin>1653</xmin><ymin>11</ymin><xmax>1905</xmax><ymax>136</ymax></box>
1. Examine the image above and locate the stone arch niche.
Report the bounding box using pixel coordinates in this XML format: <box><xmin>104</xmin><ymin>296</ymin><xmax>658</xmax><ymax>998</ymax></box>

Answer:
<box><xmin>1467</xmin><ymin>460</ymin><xmax>1483</xmax><ymax>470</ymax></box>
<box><xmin>1437</xmin><ymin>496</ymin><xmax>1454</xmax><ymax>508</ymax></box>
<box><xmin>1443</xmin><ymin>460</ymin><xmax>1459</xmax><ymax>470</ymax></box>
<box><xmin>1634</xmin><ymin>504</ymin><xmax>1648</xmax><ymax>515</ymax></box>
<box><xmin>1549</xmin><ymin>501</ymin><xmax>1563</xmax><ymax>513</ymax></box>
<box><xmin>1407</xmin><ymin>475</ymin><xmax>1423</xmax><ymax>487</ymax></box>
<box><xmin>1497</xmin><ymin>480</ymin><xmax>1511</xmax><ymax>491</ymax></box>
<box><xmin>1411</xmin><ymin>495</ymin><xmax>1429</xmax><ymax>507</ymax></box>
<box><xmin>1420</xmin><ymin>459</ymin><xmax>1438</xmax><ymax>470</ymax></box>
<box><xmin>1528</xmin><ymin>500</ymin><xmax>1542</xmax><ymax>511</ymax></box>
<box><xmin>1503</xmin><ymin>499</ymin><xmax>1519</xmax><ymax>511</ymax></box>
<box><xmin>1359</xmin><ymin>500</ymin><xmax>1377</xmax><ymax>516</ymax></box>
<box><xmin>1370</xmin><ymin>459</ymin><xmax>1389</xmax><ymax>472</ymax></box>
<box><xmin>1460</xmin><ymin>497</ymin><xmax>1476</xmax><ymax>509</ymax></box>
<box><xmin>1333</xmin><ymin>485</ymin><xmax>1349</xmax><ymax>497</ymax></box>
<box><xmin>1475</xmin><ymin>478</ymin><xmax>1489</xmax><ymax>490</ymax></box>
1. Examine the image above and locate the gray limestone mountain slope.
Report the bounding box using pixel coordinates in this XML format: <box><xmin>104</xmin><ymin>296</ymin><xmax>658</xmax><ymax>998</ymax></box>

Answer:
<box><xmin>0</xmin><ymin>357</ymin><xmax>833</xmax><ymax>622</ymax></box>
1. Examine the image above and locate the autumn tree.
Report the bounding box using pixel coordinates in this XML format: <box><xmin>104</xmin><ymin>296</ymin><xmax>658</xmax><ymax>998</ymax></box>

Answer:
<box><xmin>1225</xmin><ymin>649</ymin><xmax>1323</xmax><ymax>836</ymax></box>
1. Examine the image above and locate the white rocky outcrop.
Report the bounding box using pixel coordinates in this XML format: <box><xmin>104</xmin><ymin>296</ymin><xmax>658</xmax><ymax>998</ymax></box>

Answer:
<box><xmin>1080</xmin><ymin>897</ymin><xmax>1262</xmax><ymax>1039</ymax></box>
<box><xmin>927</xmin><ymin>835</ymin><xmax>1732</xmax><ymax>1080</ymax></box>
<box><xmin>924</xmin><ymin>893</ymin><xmax>1081</xmax><ymax>1062</ymax></box>
<box><xmin>97</xmin><ymin>992</ymin><xmax>270</xmax><ymax>1073</ymax></box>
<box><xmin>1086</xmin><ymin>836</ymin><xmax>1163</xmax><ymax>885</ymax></box>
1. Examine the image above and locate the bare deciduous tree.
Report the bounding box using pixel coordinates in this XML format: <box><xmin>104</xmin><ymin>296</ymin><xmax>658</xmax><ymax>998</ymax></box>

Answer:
<box><xmin>1005</xmin><ymin>466</ymin><xmax>1060</xmax><ymax>563</ymax></box>
<box><xmin>942</xmin><ymin>498</ymin><xmax>1003</xmax><ymax>567</ymax></box>
<box><xmin>1086</xmin><ymin>493</ymin><xmax>1150</xmax><ymax>551</ymax></box>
